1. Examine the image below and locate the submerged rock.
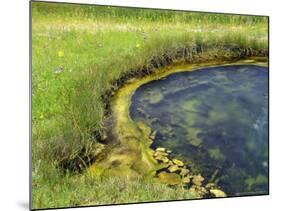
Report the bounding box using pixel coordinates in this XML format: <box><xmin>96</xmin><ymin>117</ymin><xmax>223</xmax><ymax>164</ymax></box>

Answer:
<box><xmin>155</xmin><ymin>155</ymin><xmax>169</xmax><ymax>163</ymax></box>
<box><xmin>210</xmin><ymin>189</ymin><xmax>227</xmax><ymax>197</ymax></box>
<box><xmin>172</xmin><ymin>159</ymin><xmax>184</xmax><ymax>167</ymax></box>
<box><xmin>192</xmin><ymin>175</ymin><xmax>204</xmax><ymax>186</ymax></box>
<box><xmin>189</xmin><ymin>185</ymin><xmax>208</xmax><ymax>197</ymax></box>
<box><xmin>180</xmin><ymin>168</ymin><xmax>190</xmax><ymax>176</ymax></box>
<box><xmin>182</xmin><ymin>176</ymin><xmax>191</xmax><ymax>184</ymax></box>
<box><xmin>158</xmin><ymin>172</ymin><xmax>181</xmax><ymax>185</ymax></box>
<box><xmin>168</xmin><ymin>165</ymin><xmax>180</xmax><ymax>173</ymax></box>
<box><xmin>167</xmin><ymin>160</ymin><xmax>174</xmax><ymax>167</ymax></box>
<box><xmin>205</xmin><ymin>183</ymin><xmax>216</xmax><ymax>189</ymax></box>
<box><xmin>156</xmin><ymin>147</ymin><xmax>166</xmax><ymax>152</ymax></box>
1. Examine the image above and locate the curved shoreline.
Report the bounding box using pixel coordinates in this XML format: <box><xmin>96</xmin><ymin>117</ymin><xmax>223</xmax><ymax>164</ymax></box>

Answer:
<box><xmin>89</xmin><ymin>57</ymin><xmax>268</xmax><ymax>197</ymax></box>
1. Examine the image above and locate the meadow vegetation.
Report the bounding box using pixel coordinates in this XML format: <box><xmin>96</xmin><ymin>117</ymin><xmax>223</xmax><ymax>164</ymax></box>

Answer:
<box><xmin>31</xmin><ymin>2</ymin><xmax>268</xmax><ymax>209</ymax></box>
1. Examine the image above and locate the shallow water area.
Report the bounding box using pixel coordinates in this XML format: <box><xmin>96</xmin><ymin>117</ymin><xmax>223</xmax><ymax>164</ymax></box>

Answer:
<box><xmin>130</xmin><ymin>64</ymin><xmax>268</xmax><ymax>196</ymax></box>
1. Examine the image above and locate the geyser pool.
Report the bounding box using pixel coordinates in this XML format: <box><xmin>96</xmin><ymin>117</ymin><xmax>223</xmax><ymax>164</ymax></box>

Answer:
<box><xmin>130</xmin><ymin>64</ymin><xmax>268</xmax><ymax>196</ymax></box>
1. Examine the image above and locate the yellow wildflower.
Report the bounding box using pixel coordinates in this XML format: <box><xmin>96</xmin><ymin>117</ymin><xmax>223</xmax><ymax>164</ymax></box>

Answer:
<box><xmin>58</xmin><ymin>50</ymin><xmax>64</xmax><ymax>57</ymax></box>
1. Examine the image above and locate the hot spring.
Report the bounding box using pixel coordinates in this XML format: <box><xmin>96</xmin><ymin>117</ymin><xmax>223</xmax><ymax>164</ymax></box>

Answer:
<box><xmin>130</xmin><ymin>64</ymin><xmax>268</xmax><ymax>196</ymax></box>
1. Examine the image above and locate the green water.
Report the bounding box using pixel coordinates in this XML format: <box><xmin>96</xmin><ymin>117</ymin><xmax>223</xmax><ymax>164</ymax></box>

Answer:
<box><xmin>130</xmin><ymin>64</ymin><xmax>268</xmax><ymax>196</ymax></box>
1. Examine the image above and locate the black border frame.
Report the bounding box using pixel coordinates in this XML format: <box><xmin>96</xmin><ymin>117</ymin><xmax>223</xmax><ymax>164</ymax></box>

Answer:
<box><xmin>29</xmin><ymin>1</ymin><xmax>270</xmax><ymax>210</ymax></box>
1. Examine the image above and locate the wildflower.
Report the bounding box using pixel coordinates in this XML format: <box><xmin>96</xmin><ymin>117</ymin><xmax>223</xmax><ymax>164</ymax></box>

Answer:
<box><xmin>58</xmin><ymin>50</ymin><xmax>64</xmax><ymax>57</ymax></box>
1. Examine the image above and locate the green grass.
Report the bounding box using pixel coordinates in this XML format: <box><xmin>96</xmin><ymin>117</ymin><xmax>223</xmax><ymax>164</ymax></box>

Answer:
<box><xmin>33</xmin><ymin>161</ymin><xmax>198</xmax><ymax>209</ymax></box>
<box><xmin>31</xmin><ymin>1</ymin><xmax>268</xmax><ymax>209</ymax></box>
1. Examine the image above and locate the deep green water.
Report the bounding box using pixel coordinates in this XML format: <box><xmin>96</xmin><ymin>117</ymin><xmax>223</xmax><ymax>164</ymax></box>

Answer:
<box><xmin>130</xmin><ymin>65</ymin><xmax>268</xmax><ymax>196</ymax></box>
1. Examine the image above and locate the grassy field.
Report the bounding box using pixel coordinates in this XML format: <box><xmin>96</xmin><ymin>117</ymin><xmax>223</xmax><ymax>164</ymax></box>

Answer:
<box><xmin>31</xmin><ymin>1</ymin><xmax>268</xmax><ymax>209</ymax></box>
